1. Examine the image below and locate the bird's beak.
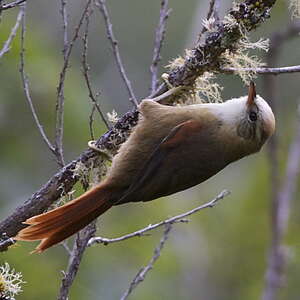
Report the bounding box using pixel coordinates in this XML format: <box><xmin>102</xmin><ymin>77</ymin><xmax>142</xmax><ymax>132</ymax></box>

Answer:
<box><xmin>247</xmin><ymin>81</ymin><xmax>256</xmax><ymax>108</ymax></box>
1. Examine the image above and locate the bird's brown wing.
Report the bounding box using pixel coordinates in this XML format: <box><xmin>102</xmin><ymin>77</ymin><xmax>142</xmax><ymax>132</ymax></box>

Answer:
<box><xmin>115</xmin><ymin>119</ymin><xmax>223</xmax><ymax>205</ymax></box>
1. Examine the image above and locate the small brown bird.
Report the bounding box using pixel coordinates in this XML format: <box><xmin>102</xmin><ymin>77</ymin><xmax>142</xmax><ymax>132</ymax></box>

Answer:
<box><xmin>15</xmin><ymin>82</ymin><xmax>275</xmax><ymax>252</ymax></box>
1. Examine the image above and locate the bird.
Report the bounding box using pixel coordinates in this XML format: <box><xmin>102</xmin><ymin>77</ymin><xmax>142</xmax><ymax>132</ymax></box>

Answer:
<box><xmin>14</xmin><ymin>82</ymin><xmax>275</xmax><ymax>253</ymax></box>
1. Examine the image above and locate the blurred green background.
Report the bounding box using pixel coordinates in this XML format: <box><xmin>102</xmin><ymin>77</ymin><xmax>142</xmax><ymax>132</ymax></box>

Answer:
<box><xmin>1</xmin><ymin>0</ymin><xmax>300</xmax><ymax>299</ymax></box>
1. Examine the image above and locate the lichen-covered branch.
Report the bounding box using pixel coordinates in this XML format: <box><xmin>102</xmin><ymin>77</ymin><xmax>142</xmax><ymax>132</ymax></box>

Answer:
<box><xmin>167</xmin><ymin>0</ymin><xmax>276</xmax><ymax>87</ymax></box>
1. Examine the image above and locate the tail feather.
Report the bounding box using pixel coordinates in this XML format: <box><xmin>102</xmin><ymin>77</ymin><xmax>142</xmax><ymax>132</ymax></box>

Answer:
<box><xmin>25</xmin><ymin>186</ymin><xmax>107</xmax><ymax>225</ymax></box>
<box><xmin>14</xmin><ymin>184</ymin><xmax>114</xmax><ymax>252</ymax></box>
<box><xmin>33</xmin><ymin>201</ymin><xmax>112</xmax><ymax>253</ymax></box>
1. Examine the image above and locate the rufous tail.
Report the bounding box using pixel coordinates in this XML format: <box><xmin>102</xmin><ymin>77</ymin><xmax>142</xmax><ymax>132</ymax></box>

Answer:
<box><xmin>14</xmin><ymin>184</ymin><xmax>113</xmax><ymax>253</ymax></box>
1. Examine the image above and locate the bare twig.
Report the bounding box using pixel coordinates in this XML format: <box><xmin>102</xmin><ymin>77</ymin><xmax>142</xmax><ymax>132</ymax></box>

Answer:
<box><xmin>262</xmin><ymin>21</ymin><xmax>300</xmax><ymax>300</ymax></box>
<box><xmin>150</xmin><ymin>0</ymin><xmax>171</xmax><ymax>94</ymax></box>
<box><xmin>88</xmin><ymin>190</ymin><xmax>230</xmax><ymax>246</ymax></box>
<box><xmin>263</xmin><ymin>25</ymin><xmax>280</xmax><ymax>300</ymax></box>
<box><xmin>0</xmin><ymin>0</ymin><xmax>26</xmax><ymax>11</ymax></box>
<box><xmin>19</xmin><ymin>5</ymin><xmax>56</xmax><ymax>155</ymax></box>
<box><xmin>222</xmin><ymin>65</ymin><xmax>300</xmax><ymax>75</ymax></box>
<box><xmin>213</xmin><ymin>0</ymin><xmax>221</xmax><ymax>20</ymax></box>
<box><xmin>61</xmin><ymin>241</ymin><xmax>72</xmax><ymax>256</ymax></box>
<box><xmin>0</xmin><ymin>7</ymin><xmax>23</xmax><ymax>58</ymax></box>
<box><xmin>95</xmin><ymin>0</ymin><xmax>138</xmax><ymax>108</ymax></box>
<box><xmin>120</xmin><ymin>224</ymin><xmax>173</xmax><ymax>300</ymax></box>
<box><xmin>263</xmin><ymin>107</ymin><xmax>300</xmax><ymax>300</ymax></box>
<box><xmin>55</xmin><ymin>0</ymin><xmax>93</xmax><ymax>167</ymax></box>
<box><xmin>276</xmin><ymin>107</ymin><xmax>300</xmax><ymax>236</ymax></box>
<box><xmin>53</xmin><ymin>0</ymin><xmax>69</xmax><ymax>167</ymax></box>
<box><xmin>89</xmin><ymin>104</ymin><xmax>97</xmax><ymax>139</ymax></box>
<box><xmin>58</xmin><ymin>221</ymin><xmax>97</xmax><ymax>300</ymax></box>
<box><xmin>60</xmin><ymin>0</ymin><xmax>68</xmax><ymax>59</ymax></box>
<box><xmin>82</xmin><ymin>5</ymin><xmax>110</xmax><ymax>129</ymax></box>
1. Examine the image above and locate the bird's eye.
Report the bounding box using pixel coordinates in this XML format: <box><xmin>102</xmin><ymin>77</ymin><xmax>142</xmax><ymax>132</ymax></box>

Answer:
<box><xmin>249</xmin><ymin>111</ymin><xmax>257</xmax><ymax>122</ymax></box>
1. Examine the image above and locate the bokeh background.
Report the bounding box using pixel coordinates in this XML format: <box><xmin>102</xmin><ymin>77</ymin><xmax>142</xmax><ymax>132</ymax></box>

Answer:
<box><xmin>1</xmin><ymin>0</ymin><xmax>300</xmax><ymax>299</ymax></box>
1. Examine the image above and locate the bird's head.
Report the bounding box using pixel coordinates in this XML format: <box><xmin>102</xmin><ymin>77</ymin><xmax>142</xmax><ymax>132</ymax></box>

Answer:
<box><xmin>212</xmin><ymin>82</ymin><xmax>275</xmax><ymax>149</ymax></box>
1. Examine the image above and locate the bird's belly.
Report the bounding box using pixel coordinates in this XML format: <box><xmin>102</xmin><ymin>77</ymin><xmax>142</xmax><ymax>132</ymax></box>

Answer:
<box><xmin>144</xmin><ymin>159</ymin><xmax>227</xmax><ymax>202</ymax></box>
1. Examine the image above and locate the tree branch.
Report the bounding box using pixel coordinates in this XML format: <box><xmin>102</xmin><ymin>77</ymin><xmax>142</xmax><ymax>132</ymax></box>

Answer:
<box><xmin>19</xmin><ymin>4</ymin><xmax>56</xmax><ymax>155</ymax></box>
<box><xmin>55</xmin><ymin>0</ymin><xmax>93</xmax><ymax>167</ymax></box>
<box><xmin>150</xmin><ymin>0</ymin><xmax>171</xmax><ymax>94</ymax></box>
<box><xmin>0</xmin><ymin>0</ymin><xmax>26</xmax><ymax>11</ymax></box>
<box><xmin>261</xmin><ymin>21</ymin><xmax>300</xmax><ymax>300</ymax></box>
<box><xmin>120</xmin><ymin>224</ymin><xmax>173</xmax><ymax>300</ymax></box>
<box><xmin>95</xmin><ymin>0</ymin><xmax>138</xmax><ymax>108</ymax></box>
<box><xmin>88</xmin><ymin>190</ymin><xmax>229</xmax><ymax>246</ymax></box>
<box><xmin>167</xmin><ymin>0</ymin><xmax>277</xmax><ymax>87</ymax></box>
<box><xmin>222</xmin><ymin>65</ymin><xmax>300</xmax><ymax>75</ymax></box>
<box><xmin>57</xmin><ymin>221</ymin><xmax>97</xmax><ymax>300</ymax></box>
<box><xmin>263</xmin><ymin>106</ymin><xmax>300</xmax><ymax>300</ymax></box>
<box><xmin>81</xmin><ymin>5</ymin><xmax>110</xmax><ymax>130</ymax></box>
<box><xmin>198</xmin><ymin>0</ymin><xmax>218</xmax><ymax>41</ymax></box>
<box><xmin>0</xmin><ymin>7</ymin><xmax>23</xmax><ymax>58</ymax></box>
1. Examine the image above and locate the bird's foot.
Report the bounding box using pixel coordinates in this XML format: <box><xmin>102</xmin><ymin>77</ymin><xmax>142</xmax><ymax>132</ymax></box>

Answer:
<box><xmin>88</xmin><ymin>140</ymin><xmax>112</xmax><ymax>160</ymax></box>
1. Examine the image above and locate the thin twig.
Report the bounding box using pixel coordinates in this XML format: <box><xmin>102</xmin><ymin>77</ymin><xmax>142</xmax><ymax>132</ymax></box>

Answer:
<box><xmin>95</xmin><ymin>0</ymin><xmax>138</xmax><ymax>108</ymax></box>
<box><xmin>263</xmin><ymin>25</ymin><xmax>280</xmax><ymax>300</ymax></box>
<box><xmin>89</xmin><ymin>104</ymin><xmax>97</xmax><ymax>140</ymax></box>
<box><xmin>88</xmin><ymin>190</ymin><xmax>230</xmax><ymax>246</ymax></box>
<box><xmin>61</xmin><ymin>241</ymin><xmax>72</xmax><ymax>256</ymax></box>
<box><xmin>198</xmin><ymin>0</ymin><xmax>216</xmax><ymax>41</ymax></box>
<box><xmin>0</xmin><ymin>0</ymin><xmax>26</xmax><ymax>11</ymax></box>
<box><xmin>0</xmin><ymin>7</ymin><xmax>23</xmax><ymax>58</ymax></box>
<box><xmin>213</xmin><ymin>0</ymin><xmax>221</xmax><ymax>20</ymax></box>
<box><xmin>53</xmin><ymin>0</ymin><xmax>68</xmax><ymax>167</ymax></box>
<box><xmin>55</xmin><ymin>0</ymin><xmax>93</xmax><ymax>167</ymax></box>
<box><xmin>82</xmin><ymin>5</ymin><xmax>110</xmax><ymax>129</ymax></box>
<box><xmin>150</xmin><ymin>0</ymin><xmax>171</xmax><ymax>94</ymax></box>
<box><xmin>19</xmin><ymin>4</ymin><xmax>56</xmax><ymax>155</ymax></box>
<box><xmin>120</xmin><ymin>224</ymin><xmax>173</xmax><ymax>300</ymax></box>
<box><xmin>262</xmin><ymin>22</ymin><xmax>300</xmax><ymax>300</ymax></box>
<box><xmin>60</xmin><ymin>0</ymin><xmax>68</xmax><ymax>59</ymax></box>
<box><xmin>276</xmin><ymin>106</ymin><xmax>300</xmax><ymax>237</ymax></box>
<box><xmin>222</xmin><ymin>65</ymin><xmax>300</xmax><ymax>75</ymax></box>
<box><xmin>263</xmin><ymin>107</ymin><xmax>300</xmax><ymax>300</ymax></box>
<box><xmin>58</xmin><ymin>221</ymin><xmax>97</xmax><ymax>300</ymax></box>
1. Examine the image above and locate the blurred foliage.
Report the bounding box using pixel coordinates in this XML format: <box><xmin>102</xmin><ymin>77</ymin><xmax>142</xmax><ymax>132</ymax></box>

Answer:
<box><xmin>0</xmin><ymin>0</ymin><xmax>300</xmax><ymax>299</ymax></box>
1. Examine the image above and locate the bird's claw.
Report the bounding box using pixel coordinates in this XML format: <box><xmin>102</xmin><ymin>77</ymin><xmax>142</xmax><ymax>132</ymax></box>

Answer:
<box><xmin>88</xmin><ymin>140</ymin><xmax>112</xmax><ymax>160</ymax></box>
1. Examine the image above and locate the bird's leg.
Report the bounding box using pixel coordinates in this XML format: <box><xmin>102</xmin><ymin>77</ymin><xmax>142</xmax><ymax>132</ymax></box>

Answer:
<box><xmin>146</xmin><ymin>73</ymin><xmax>184</xmax><ymax>103</ymax></box>
<box><xmin>88</xmin><ymin>140</ymin><xmax>113</xmax><ymax>161</ymax></box>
